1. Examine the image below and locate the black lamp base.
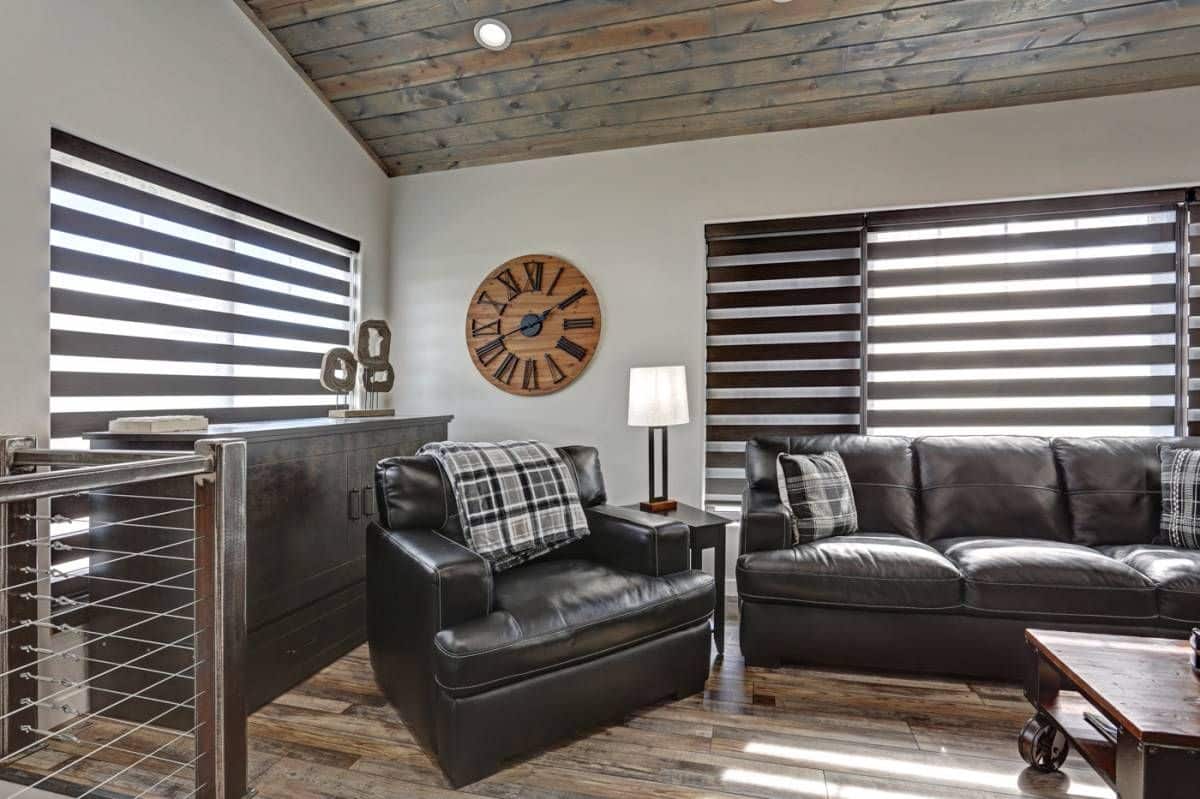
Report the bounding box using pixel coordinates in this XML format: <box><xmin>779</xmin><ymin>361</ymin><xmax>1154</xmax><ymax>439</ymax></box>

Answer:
<box><xmin>642</xmin><ymin>426</ymin><xmax>676</xmax><ymax>513</ymax></box>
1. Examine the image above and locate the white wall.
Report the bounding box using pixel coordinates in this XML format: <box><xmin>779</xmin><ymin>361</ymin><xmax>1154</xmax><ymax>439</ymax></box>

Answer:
<box><xmin>0</xmin><ymin>1</ymin><xmax>390</xmax><ymax>444</ymax></box>
<box><xmin>389</xmin><ymin>87</ymin><xmax>1200</xmax><ymax>580</ymax></box>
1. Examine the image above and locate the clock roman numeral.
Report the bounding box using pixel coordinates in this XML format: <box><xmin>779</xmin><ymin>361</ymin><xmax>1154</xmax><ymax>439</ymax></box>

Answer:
<box><xmin>475</xmin><ymin>338</ymin><xmax>505</xmax><ymax>366</ymax></box>
<box><xmin>471</xmin><ymin>319</ymin><xmax>500</xmax><ymax>337</ymax></box>
<box><xmin>557</xmin><ymin>288</ymin><xmax>587</xmax><ymax>310</ymax></box>
<box><xmin>545</xmin><ymin>267</ymin><xmax>564</xmax><ymax>297</ymax></box>
<box><xmin>556</xmin><ymin>336</ymin><xmax>587</xmax><ymax>361</ymax></box>
<box><xmin>563</xmin><ymin>317</ymin><xmax>594</xmax><ymax>330</ymax></box>
<box><xmin>493</xmin><ymin>352</ymin><xmax>518</xmax><ymax>384</ymax></box>
<box><xmin>476</xmin><ymin>290</ymin><xmax>506</xmax><ymax>316</ymax></box>
<box><xmin>523</xmin><ymin>260</ymin><xmax>544</xmax><ymax>292</ymax></box>
<box><xmin>495</xmin><ymin>268</ymin><xmax>521</xmax><ymax>299</ymax></box>
<box><xmin>544</xmin><ymin>353</ymin><xmax>567</xmax><ymax>384</ymax></box>
<box><xmin>522</xmin><ymin>359</ymin><xmax>539</xmax><ymax>390</ymax></box>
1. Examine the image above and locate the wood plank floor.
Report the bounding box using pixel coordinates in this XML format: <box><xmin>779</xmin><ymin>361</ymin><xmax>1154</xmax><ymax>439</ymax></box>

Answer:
<box><xmin>247</xmin><ymin>605</ymin><xmax>1115</xmax><ymax>799</ymax></box>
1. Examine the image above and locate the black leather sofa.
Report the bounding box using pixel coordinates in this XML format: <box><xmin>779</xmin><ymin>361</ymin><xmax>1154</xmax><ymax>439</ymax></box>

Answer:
<box><xmin>366</xmin><ymin>445</ymin><xmax>715</xmax><ymax>786</ymax></box>
<box><xmin>738</xmin><ymin>435</ymin><xmax>1200</xmax><ymax>681</ymax></box>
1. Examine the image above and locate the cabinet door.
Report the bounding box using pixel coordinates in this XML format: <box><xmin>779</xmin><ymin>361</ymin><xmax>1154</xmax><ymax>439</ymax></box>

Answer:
<box><xmin>246</xmin><ymin>449</ymin><xmax>351</xmax><ymax>630</ymax></box>
<box><xmin>345</xmin><ymin>423</ymin><xmax>447</xmax><ymax>558</ymax></box>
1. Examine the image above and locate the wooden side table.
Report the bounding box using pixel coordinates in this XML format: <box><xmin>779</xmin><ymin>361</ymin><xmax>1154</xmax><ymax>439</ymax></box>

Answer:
<box><xmin>623</xmin><ymin>502</ymin><xmax>729</xmax><ymax>656</ymax></box>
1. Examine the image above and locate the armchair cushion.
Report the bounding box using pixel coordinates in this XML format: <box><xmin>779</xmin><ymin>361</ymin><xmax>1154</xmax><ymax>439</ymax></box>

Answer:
<box><xmin>433</xmin><ymin>559</ymin><xmax>713</xmax><ymax>697</ymax></box>
<box><xmin>584</xmin><ymin>504</ymin><xmax>691</xmax><ymax>576</ymax></box>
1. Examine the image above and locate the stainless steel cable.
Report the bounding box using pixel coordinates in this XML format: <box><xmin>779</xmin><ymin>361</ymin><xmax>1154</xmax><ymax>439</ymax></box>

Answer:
<box><xmin>74</xmin><ymin>723</ymin><xmax>202</xmax><ymax>799</ymax></box>
<box><xmin>0</xmin><ymin>597</ymin><xmax>199</xmax><ymax>679</ymax></box>
<box><xmin>0</xmin><ymin>626</ymin><xmax>201</xmax><ymax>722</ymax></box>
<box><xmin>6</xmin><ymin>676</ymin><xmax>204</xmax><ymax>799</ymax></box>
<box><xmin>7</xmin><ymin>504</ymin><xmax>201</xmax><ymax>548</ymax></box>
<box><xmin>130</xmin><ymin>756</ymin><xmax>204</xmax><ymax>799</ymax></box>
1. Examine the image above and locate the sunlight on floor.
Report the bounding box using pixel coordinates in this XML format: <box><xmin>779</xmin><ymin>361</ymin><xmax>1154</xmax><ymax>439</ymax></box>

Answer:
<box><xmin>741</xmin><ymin>741</ymin><xmax>1116</xmax><ymax>799</ymax></box>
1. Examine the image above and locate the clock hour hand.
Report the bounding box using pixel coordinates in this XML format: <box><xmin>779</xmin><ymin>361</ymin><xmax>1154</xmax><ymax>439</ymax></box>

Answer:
<box><xmin>496</xmin><ymin>305</ymin><xmax>557</xmax><ymax>340</ymax></box>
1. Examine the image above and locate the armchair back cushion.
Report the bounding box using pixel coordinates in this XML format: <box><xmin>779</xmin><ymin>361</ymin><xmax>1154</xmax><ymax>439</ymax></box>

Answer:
<box><xmin>375</xmin><ymin>446</ymin><xmax>607</xmax><ymax>545</ymax></box>
<box><xmin>915</xmin><ymin>436</ymin><xmax>1070</xmax><ymax>543</ymax></box>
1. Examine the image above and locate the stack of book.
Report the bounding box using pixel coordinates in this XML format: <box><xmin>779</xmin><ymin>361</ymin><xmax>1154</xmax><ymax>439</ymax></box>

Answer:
<box><xmin>108</xmin><ymin>415</ymin><xmax>208</xmax><ymax>433</ymax></box>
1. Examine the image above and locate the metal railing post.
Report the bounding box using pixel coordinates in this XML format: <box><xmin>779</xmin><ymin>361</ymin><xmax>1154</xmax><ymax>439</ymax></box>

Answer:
<box><xmin>0</xmin><ymin>436</ymin><xmax>37</xmax><ymax>758</ymax></box>
<box><xmin>192</xmin><ymin>439</ymin><xmax>247</xmax><ymax>799</ymax></box>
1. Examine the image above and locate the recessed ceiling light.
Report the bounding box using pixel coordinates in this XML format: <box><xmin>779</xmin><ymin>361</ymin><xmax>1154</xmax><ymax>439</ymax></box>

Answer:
<box><xmin>474</xmin><ymin>19</ymin><xmax>512</xmax><ymax>51</ymax></box>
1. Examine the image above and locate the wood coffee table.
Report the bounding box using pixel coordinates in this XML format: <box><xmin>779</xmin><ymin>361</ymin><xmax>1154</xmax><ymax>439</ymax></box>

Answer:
<box><xmin>1022</xmin><ymin>629</ymin><xmax>1200</xmax><ymax>799</ymax></box>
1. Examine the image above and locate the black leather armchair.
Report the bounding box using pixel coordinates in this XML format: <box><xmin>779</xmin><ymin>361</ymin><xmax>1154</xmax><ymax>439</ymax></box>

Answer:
<box><xmin>366</xmin><ymin>446</ymin><xmax>715</xmax><ymax>786</ymax></box>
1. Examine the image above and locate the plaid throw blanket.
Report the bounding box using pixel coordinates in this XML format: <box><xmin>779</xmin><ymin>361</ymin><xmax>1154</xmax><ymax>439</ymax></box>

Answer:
<box><xmin>417</xmin><ymin>440</ymin><xmax>589</xmax><ymax>571</ymax></box>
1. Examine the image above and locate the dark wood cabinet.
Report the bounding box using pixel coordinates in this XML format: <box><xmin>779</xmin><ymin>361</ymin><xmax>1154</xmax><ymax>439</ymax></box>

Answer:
<box><xmin>84</xmin><ymin>415</ymin><xmax>451</xmax><ymax>715</ymax></box>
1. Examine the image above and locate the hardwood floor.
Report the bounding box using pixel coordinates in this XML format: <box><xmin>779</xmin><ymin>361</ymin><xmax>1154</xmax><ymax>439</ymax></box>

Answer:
<box><xmin>0</xmin><ymin>603</ymin><xmax>1114</xmax><ymax>798</ymax></box>
<box><xmin>247</xmin><ymin>604</ymin><xmax>1114</xmax><ymax>799</ymax></box>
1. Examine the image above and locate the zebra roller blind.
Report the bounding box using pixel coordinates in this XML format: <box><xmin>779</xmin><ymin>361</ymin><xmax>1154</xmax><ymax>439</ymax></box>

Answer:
<box><xmin>1189</xmin><ymin>190</ymin><xmax>1200</xmax><ymax>435</ymax></box>
<box><xmin>704</xmin><ymin>189</ymin><xmax>1193</xmax><ymax>508</ymax></box>
<box><xmin>49</xmin><ymin>130</ymin><xmax>359</xmax><ymax>447</ymax></box>
<box><xmin>866</xmin><ymin>192</ymin><xmax>1184</xmax><ymax>436</ymax></box>
<box><xmin>704</xmin><ymin>215</ymin><xmax>866</xmax><ymax>510</ymax></box>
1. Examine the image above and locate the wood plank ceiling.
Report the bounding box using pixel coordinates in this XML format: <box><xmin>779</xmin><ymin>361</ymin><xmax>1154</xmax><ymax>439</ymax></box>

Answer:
<box><xmin>242</xmin><ymin>0</ymin><xmax>1200</xmax><ymax>175</ymax></box>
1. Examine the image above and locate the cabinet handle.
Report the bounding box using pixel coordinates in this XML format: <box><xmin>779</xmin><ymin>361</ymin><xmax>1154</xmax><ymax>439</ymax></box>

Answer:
<box><xmin>362</xmin><ymin>486</ymin><xmax>375</xmax><ymax>518</ymax></box>
<box><xmin>348</xmin><ymin>488</ymin><xmax>360</xmax><ymax>521</ymax></box>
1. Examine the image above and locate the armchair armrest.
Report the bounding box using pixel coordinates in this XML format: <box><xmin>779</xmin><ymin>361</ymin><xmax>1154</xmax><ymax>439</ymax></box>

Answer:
<box><xmin>583</xmin><ymin>505</ymin><xmax>691</xmax><ymax>576</ymax></box>
<box><xmin>366</xmin><ymin>521</ymin><xmax>492</xmax><ymax>752</ymax></box>
<box><xmin>367</xmin><ymin>522</ymin><xmax>492</xmax><ymax>633</ymax></box>
<box><xmin>740</xmin><ymin>488</ymin><xmax>791</xmax><ymax>554</ymax></box>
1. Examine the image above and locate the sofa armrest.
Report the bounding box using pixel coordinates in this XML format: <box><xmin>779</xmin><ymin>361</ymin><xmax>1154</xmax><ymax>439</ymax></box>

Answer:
<box><xmin>740</xmin><ymin>488</ymin><xmax>791</xmax><ymax>554</ymax></box>
<box><xmin>583</xmin><ymin>505</ymin><xmax>691</xmax><ymax>576</ymax></box>
<box><xmin>366</xmin><ymin>521</ymin><xmax>492</xmax><ymax>752</ymax></box>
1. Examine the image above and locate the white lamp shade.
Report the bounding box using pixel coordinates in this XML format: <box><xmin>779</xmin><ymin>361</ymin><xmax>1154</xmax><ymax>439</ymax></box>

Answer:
<box><xmin>627</xmin><ymin>366</ymin><xmax>689</xmax><ymax>427</ymax></box>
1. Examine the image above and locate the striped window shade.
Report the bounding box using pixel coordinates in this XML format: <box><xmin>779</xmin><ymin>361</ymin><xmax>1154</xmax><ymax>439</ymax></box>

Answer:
<box><xmin>703</xmin><ymin>215</ymin><xmax>866</xmax><ymax>511</ymax></box>
<box><xmin>49</xmin><ymin>130</ymin><xmax>359</xmax><ymax>448</ymax></box>
<box><xmin>865</xmin><ymin>192</ymin><xmax>1187</xmax><ymax>437</ymax></box>
<box><xmin>1189</xmin><ymin>191</ymin><xmax>1200</xmax><ymax>435</ymax></box>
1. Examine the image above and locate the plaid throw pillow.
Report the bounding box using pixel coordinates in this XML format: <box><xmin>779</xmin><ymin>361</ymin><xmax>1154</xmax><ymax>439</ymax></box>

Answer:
<box><xmin>776</xmin><ymin>451</ymin><xmax>858</xmax><ymax>545</ymax></box>
<box><xmin>1160</xmin><ymin>447</ymin><xmax>1200</xmax><ymax>550</ymax></box>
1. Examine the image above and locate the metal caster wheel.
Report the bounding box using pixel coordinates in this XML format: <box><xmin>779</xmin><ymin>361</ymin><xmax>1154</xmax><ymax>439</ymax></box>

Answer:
<box><xmin>1019</xmin><ymin>714</ymin><xmax>1070</xmax><ymax>773</ymax></box>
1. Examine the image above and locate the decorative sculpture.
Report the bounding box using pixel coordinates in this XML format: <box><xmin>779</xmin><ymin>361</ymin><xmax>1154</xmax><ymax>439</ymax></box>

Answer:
<box><xmin>325</xmin><ymin>319</ymin><xmax>396</xmax><ymax>418</ymax></box>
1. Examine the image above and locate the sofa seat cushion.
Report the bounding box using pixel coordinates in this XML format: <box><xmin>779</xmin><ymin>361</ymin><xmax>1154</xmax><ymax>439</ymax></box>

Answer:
<box><xmin>1099</xmin><ymin>545</ymin><xmax>1200</xmax><ymax>624</ymax></box>
<box><xmin>934</xmin><ymin>538</ymin><xmax>1157</xmax><ymax>621</ymax></box>
<box><xmin>737</xmin><ymin>533</ymin><xmax>962</xmax><ymax>610</ymax></box>
<box><xmin>433</xmin><ymin>559</ymin><xmax>713</xmax><ymax>697</ymax></box>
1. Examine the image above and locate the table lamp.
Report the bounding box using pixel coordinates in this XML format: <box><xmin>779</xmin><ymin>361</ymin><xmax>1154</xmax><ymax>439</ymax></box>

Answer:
<box><xmin>628</xmin><ymin>365</ymin><xmax>689</xmax><ymax>513</ymax></box>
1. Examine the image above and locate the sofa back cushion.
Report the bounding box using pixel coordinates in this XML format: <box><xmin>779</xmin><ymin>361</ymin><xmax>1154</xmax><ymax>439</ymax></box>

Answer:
<box><xmin>1053</xmin><ymin>437</ymin><xmax>1168</xmax><ymax>547</ymax></box>
<box><xmin>915</xmin><ymin>436</ymin><xmax>1070</xmax><ymax>542</ymax></box>
<box><xmin>746</xmin><ymin>435</ymin><xmax>918</xmax><ymax>538</ymax></box>
<box><xmin>375</xmin><ymin>445</ymin><xmax>606</xmax><ymax>545</ymax></box>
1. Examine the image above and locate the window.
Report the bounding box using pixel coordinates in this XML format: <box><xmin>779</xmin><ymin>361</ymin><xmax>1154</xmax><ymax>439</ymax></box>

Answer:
<box><xmin>49</xmin><ymin>130</ymin><xmax>359</xmax><ymax>448</ymax></box>
<box><xmin>704</xmin><ymin>189</ymin><xmax>1193</xmax><ymax>509</ymax></box>
<box><xmin>704</xmin><ymin>215</ymin><xmax>865</xmax><ymax>512</ymax></box>
<box><xmin>866</xmin><ymin>193</ymin><xmax>1182</xmax><ymax>436</ymax></box>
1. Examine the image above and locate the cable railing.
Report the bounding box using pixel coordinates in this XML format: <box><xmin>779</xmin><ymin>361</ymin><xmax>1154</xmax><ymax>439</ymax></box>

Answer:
<box><xmin>0</xmin><ymin>436</ymin><xmax>247</xmax><ymax>799</ymax></box>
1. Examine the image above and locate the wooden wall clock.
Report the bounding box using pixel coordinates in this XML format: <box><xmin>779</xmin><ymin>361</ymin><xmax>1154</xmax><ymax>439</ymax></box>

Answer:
<box><xmin>465</xmin><ymin>254</ymin><xmax>601</xmax><ymax>395</ymax></box>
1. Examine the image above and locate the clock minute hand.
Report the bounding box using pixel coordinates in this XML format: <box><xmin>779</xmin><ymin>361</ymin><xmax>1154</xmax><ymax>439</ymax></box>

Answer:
<box><xmin>497</xmin><ymin>305</ymin><xmax>556</xmax><ymax>341</ymax></box>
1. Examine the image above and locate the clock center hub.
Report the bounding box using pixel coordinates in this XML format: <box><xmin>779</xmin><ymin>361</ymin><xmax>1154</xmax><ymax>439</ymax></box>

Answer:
<box><xmin>518</xmin><ymin>312</ymin><xmax>543</xmax><ymax>337</ymax></box>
